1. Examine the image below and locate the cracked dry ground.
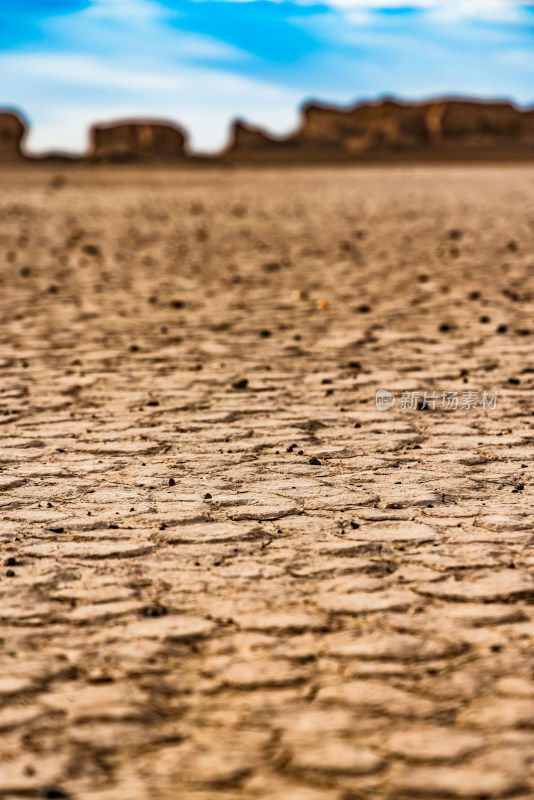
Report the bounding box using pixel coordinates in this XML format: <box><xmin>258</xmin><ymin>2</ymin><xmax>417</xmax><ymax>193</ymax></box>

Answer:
<box><xmin>0</xmin><ymin>165</ymin><xmax>533</xmax><ymax>800</ymax></box>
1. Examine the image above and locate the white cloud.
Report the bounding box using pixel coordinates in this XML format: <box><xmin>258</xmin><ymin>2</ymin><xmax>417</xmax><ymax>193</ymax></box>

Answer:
<box><xmin>1</xmin><ymin>53</ymin><xmax>186</xmax><ymax>91</ymax></box>
<box><xmin>85</xmin><ymin>0</ymin><xmax>169</xmax><ymax>21</ymax></box>
<box><xmin>85</xmin><ymin>0</ymin><xmax>171</xmax><ymax>21</ymax></box>
<box><xmin>426</xmin><ymin>0</ymin><xmax>527</xmax><ymax>22</ymax></box>
<box><xmin>328</xmin><ymin>0</ymin><xmax>517</xmax><ymax>8</ymax></box>
<box><xmin>45</xmin><ymin>0</ymin><xmax>245</xmax><ymax>62</ymax></box>
<box><xmin>80</xmin><ymin>0</ymin><xmax>530</xmax><ymax>22</ymax></box>
<box><xmin>213</xmin><ymin>0</ymin><xmax>528</xmax><ymax>22</ymax></box>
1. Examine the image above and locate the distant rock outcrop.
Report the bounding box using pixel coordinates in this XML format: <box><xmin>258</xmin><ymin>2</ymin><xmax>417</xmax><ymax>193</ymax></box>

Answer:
<box><xmin>3</xmin><ymin>98</ymin><xmax>534</xmax><ymax>165</ymax></box>
<box><xmin>0</xmin><ymin>111</ymin><xmax>27</xmax><ymax>162</ymax></box>
<box><xmin>89</xmin><ymin>120</ymin><xmax>188</xmax><ymax>162</ymax></box>
<box><xmin>223</xmin><ymin>99</ymin><xmax>534</xmax><ymax>162</ymax></box>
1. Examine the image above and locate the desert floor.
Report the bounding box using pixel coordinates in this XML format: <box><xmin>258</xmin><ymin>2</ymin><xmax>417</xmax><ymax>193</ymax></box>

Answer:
<box><xmin>0</xmin><ymin>164</ymin><xmax>533</xmax><ymax>799</ymax></box>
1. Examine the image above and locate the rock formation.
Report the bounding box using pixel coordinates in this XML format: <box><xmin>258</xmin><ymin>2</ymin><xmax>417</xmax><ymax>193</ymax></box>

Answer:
<box><xmin>2</xmin><ymin>98</ymin><xmax>534</xmax><ymax>165</ymax></box>
<box><xmin>89</xmin><ymin>119</ymin><xmax>188</xmax><ymax>162</ymax></box>
<box><xmin>223</xmin><ymin>98</ymin><xmax>534</xmax><ymax>162</ymax></box>
<box><xmin>0</xmin><ymin>111</ymin><xmax>27</xmax><ymax>162</ymax></box>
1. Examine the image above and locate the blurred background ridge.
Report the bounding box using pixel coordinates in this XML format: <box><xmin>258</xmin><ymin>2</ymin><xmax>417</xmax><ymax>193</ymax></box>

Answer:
<box><xmin>2</xmin><ymin>97</ymin><xmax>534</xmax><ymax>164</ymax></box>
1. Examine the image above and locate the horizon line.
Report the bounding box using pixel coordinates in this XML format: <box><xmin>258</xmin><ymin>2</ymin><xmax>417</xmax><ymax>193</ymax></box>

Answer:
<box><xmin>3</xmin><ymin>91</ymin><xmax>534</xmax><ymax>159</ymax></box>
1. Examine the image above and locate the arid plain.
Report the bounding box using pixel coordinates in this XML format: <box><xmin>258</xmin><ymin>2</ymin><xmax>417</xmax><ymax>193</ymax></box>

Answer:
<box><xmin>1</xmin><ymin>164</ymin><xmax>534</xmax><ymax>799</ymax></box>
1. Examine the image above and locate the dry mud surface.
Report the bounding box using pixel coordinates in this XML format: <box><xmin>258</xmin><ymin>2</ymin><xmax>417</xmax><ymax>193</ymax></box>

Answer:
<box><xmin>0</xmin><ymin>165</ymin><xmax>534</xmax><ymax>799</ymax></box>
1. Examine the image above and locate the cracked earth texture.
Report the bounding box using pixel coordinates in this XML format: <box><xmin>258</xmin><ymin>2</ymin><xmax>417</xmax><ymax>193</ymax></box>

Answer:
<box><xmin>0</xmin><ymin>165</ymin><xmax>533</xmax><ymax>800</ymax></box>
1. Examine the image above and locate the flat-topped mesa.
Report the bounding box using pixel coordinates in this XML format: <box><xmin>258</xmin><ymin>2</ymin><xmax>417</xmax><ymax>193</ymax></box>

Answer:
<box><xmin>0</xmin><ymin>111</ymin><xmax>27</xmax><ymax>162</ymax></box>
<box><xmin>433</xmin><ymin>100</ymin><xmax>534</xmax><ymax>143</ymax></box>
<box><xmin>223</xmin><ymin>98</ymin><xmax>534</xmax><ymax>162</ymax></box>
<box><xmin>295</xmin><ymin>99</ymin><xmax>433</xmax><ymax>154</ymax></box>
<box><xmin>88</xmin><ymin>119</ymin><xmax>188</xmax><ymax>162</ymax></box>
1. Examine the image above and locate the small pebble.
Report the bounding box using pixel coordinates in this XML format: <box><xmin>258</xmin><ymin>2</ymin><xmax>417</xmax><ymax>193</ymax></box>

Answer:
<box><xmin>49</xmin><ymin>175</ymin><xmax>67</xmax><ymax>190</ymax></box>
<box><xmin>83</xmin><ymin>244</ymin><xmax>100</xmax><ymax>257</ymax></box>
<box><xmin>143</xmin><ymin>605</ymin><xmax>167</xmax><ymax>617</ymax></box>
<box><xmin>38</xmin><ymin>786</ymin><xmax>69</xmax><ymax>799</ymax></box>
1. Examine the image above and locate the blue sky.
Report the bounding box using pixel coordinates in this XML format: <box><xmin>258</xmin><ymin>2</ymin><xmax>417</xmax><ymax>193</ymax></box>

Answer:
<box><xmin>1</xmin><ymin>0</ymin><xmax>533</xmax><ymax>155</ymax></box>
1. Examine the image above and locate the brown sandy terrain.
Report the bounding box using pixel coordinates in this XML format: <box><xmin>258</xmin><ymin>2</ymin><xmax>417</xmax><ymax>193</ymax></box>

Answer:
<box><xmin>0</xmin><ymin>164</ymin><xmax>533</xmax><ymax>799</ymax></box>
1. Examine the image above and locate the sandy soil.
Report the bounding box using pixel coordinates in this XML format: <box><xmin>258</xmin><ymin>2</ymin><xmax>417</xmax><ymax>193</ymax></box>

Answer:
<box><xmin>0</xmin><ymin>164</ymin><xmax>533</xmax><ymax>799</ymax></box>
